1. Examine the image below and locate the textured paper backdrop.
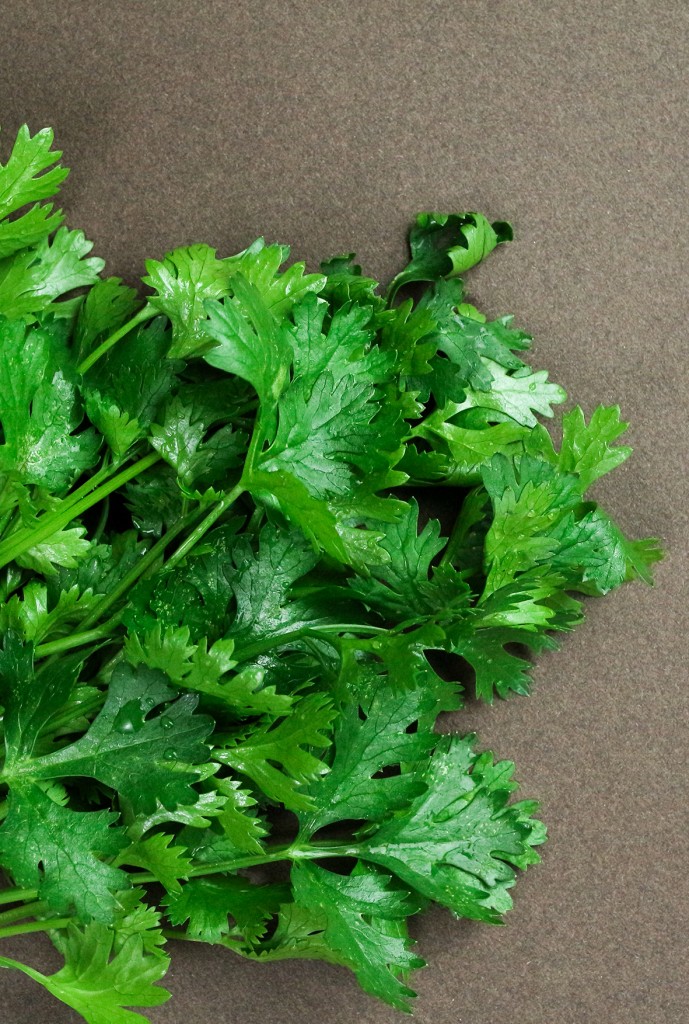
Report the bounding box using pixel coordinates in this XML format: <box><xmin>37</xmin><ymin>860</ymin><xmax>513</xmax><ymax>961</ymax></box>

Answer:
<box><xmin>1</xmin><ymin>2</ymin><xmax>687</xmax><ymax>1022</ymax></box>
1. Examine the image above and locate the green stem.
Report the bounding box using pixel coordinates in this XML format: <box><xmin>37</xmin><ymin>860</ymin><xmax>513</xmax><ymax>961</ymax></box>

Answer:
<box><xmin>40</xmin><ymin>691</ymin><xmax>107</xmax><ymax>738</ymax></box>
<box><xmin>131</xmin><ymin>841</ymin><xmax>354</xmax><ymax>885</ymax></box>
<box><xmin>0</xmin><ymin>902</ymin><xmax>46</xmax><ymax>928</ymax></box>
<box><xmin>35</xmin><ymin>621</ymin><xmax>118</xmax><ymax>659</ymax></box>
<box><xmin>0</xmin><ymin>888</ymin><xmax>37</xmax><ymax>908</ymax></box>
<box><xmin>0</xmin><ymin>801</ymin><xmax>7</xmax><ymax>823</ymax></box>
<box><xmin>163</xmin><ymin>482</ymin><xmax>245</xmax><ymax>573</ymax></box>
<box><xmin>78</xmin><ymin>511</ymin><xmax>201</xmax><ymax>632</ymax></box>
<box><xmin>77</xmin><ymin>305</ymin><xmax>157</xmax><ymax>374</ymax></box>
<box><xmin>55</xmin><ymin>460</ymin><xmax>116</xmax><ymax>512</ymax></box>
<box><xmin>0</xmin><ymin>918</ymin><xmax>71</xmax><ymax>940</ymax></box>
<box><xmin>231</xmin><ymin>622</ymin><xmax>386</xmax><ymax>664</ymax></box>
<box><xmin>0</xmin><ymin>453</ymin><xmax>162</xmax><ymax>571</ymax></box>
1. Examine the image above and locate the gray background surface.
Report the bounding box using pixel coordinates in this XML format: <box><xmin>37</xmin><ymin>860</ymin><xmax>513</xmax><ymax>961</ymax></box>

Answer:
<box><xmin>1</xmin><ymin>2</ymin><xmax>687</xmax><ymax>1021</ymax></box>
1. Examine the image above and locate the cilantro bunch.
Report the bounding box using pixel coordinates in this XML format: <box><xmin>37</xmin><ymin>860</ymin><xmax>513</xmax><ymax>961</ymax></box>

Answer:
<box><xmin>0</xmin><ymin>126</ymin><xmax>661</xmax><ymax>1021</ymax></box>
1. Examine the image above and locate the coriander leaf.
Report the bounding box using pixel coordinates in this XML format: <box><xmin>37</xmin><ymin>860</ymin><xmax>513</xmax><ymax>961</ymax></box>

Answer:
<box><xmin>143</xmin><ymin>243</ymin><xmax>231</xmax><ymax>358</ymax></box>
<box><xmin>453</xmin><ymin>625</ymin><xmax>544</xmax><ymax>700</ymax></box>
<box><xmin>378</xmin><ymin>295</ymin><xmax>438</xmax><ymax>378</ymax></box>
<box><xmin>216</xmin><ymin>692</ymin><xmax>335</xmax><ymax>810</ymax></box>
<box><xmin>416</xmin><ymin>279</ymin><xmax>493</xmax><ymax>391</ymax></box>
<box><xmin>526</xmin><ymin>404</ymin><xmax>633</xmax><ymax>491</ymax></box>
<box><xmin>0</xmin><ymin>125</ymin><xmax>68</xmax><ymax>217</ymax></box>
<box><xmin>299</xmin><ymin>659</ymin><xmax>437</xmax><ymax>836</ymax></box>
<box><xmin>259</xmin><ymin>295</ymin><xmax>404</xmax><ymax>500</ymax></box>
<box><xmin>357</xmin><ymin>734</ymin><xmax>545</xmax><ymax>921</ymax></box>
<box><xmin>73</xmin><ymin>276</ymin><xmax>141</xmax><ymax>362</ymax></box>
<box><xmin>319</xmin><ymin>253</ymin><xmax>383</xmax><ymax>311</ymax></box>
<box><xmin>453</xmin><ymin>359</ymin><xmax>566</xmax><ymax>427</ymax></box>
<box><xmin>0</xmin><ymin>201</ymin><xmax>64</xmax><ymax>261</ymax></box>
<box><xmin>290</xmin><ymin>862</ymin><xmax>423</xmax><ymax>1011</ymax></box>
<box><xmin>285</xmin><ymin>294</ymin><xmax>382</xmax><ymax>385</ymax></box>
<box><xmin>0</xmin><ymin>227</ymin><xmax>104</xmax><ymax>319</ymax></box>
<box><xmin>149</xmin><ymin>396</ymin><xmax>246</xmax><ymax>487</ymax></box>
<box><xmin>225</xmin><ymin>238</ymin><xmax>325</xmax><ymax>315</ymax></box>
<box><xmin>173</xmin><ymin>775</ymin><xmax>270</xmax><ymax>861</ymax></box>
<box><xmin>548</xmin><ymin>506</ymin><xmax>663</xmax><ymax>594</ymax></box>
<box><xmin>247</xmin><ymin>468</ymin><xmax>388</xmax><ymax>570</ymax></box>
<box><xmin>123</xmin><ymin>524</ymin><xmax>239</xmax><ymax>639</ymax></box>
<box><xmin>226</xmin><ymin>523</ymin><xmax>321</xmax><ymax>647</ymax></box>
<box><xmin>347</xmin><ymin>500</ymin><xmax>444</xmax><ymax>618</ymax></box>
<box><xmin>481</xmin><ymin>454</ymin><xmax>582</xmax><ymax>593</ymax></box>
<box><xmin>163</xmin><ymin>876</ymin><xmax>289</xmax><ymax>944</ymax></box>
<box><xmin>388</xmin><ymin>212</ymin><xmax>512</xmax><ymax>298</ymax></box>
<box><xmin>416</xmin><ymin>415</ymin><xmax>529</xmax><ymax>483</ymax></box>
<box><xmin>348</xmin><ymin>501</ymin><xmax>473</xmax><ymax>623</ymax></box>
<box><xmin>248</xmin><ymin>901</ymin><xmax>339</xmax><ymax>964</ymax></box>
<box><xmin>0</xmin><ymin>782</ymin><xmax>128</xmax><ymax>921</ymax></box>
<box><xmin>125</xmin><ymin>624</ymin><xmax>292</xmax><ymax>715</ymax></box>
<box><xmin>25</xmin><ymin>663</ymin><xmax>214</xmax><ymax>815</ymax></box>
<box><xmin>0</xmin><ymin>319</ymin><xmax>99</xmax><ymax>490</ymax></box>
<box><xmin>84</xmin><ymin>317</ymin><xmax>175</xmax><ymax>459</ymax></box>
<box><xmin>447</xmin><ymin>571</ymin><xmax>582</xmax><ymax>700</ymax></box>
<box><xmin>134</xmin><ymin>788</ymin><xmax>229</xmax><ymax>840</ymax></box>
<box><xmin>104</xmin><ymin>888</ymin><xmax>168</xmax><ymax>955</ymax></box>
<box><xmin>558</xmin><ymin>405</ymin><xmax>632</xmax><ymax>488</ymax></box>
<box><xmin>115</xmin><ymin>833</ymin><xmax>192</xmax><ymax>895</ymax></box>
<box><xmin>16</xmin><ymin>525</ymin><xmax>92</xmax><ymax>575</ymax></box>
<box><xmin>0</xmin><ymin>125</ymin><xmax>68</xmax><ymax>259</ymax></box>
<box><xmin>0</xmin><ymin>582</ymin><xmax>93</xmax><ymax>644</ymax></box>
<box><xmin>211</xmin><ymin>776</ymin><xmax>268</xmax><ymax>853</ymax></box>
<box><xmin>0</xmin><ymin>633</ymin><xmax>83</xmax><ymax>767</ymax></box>
<box><xmin>437</xmin><ymin>306</ymin><xmax>533</xmax><ymax>374</ymax></box>
<box><xmin>0</xmin><ymin>920</ymin><xmax>170</xmax><ymax>1024</ymax></box>
<box><xmin>204</xmin><ymin>275</ymin><xmax>292</xmax><ymax>407</ymax></box>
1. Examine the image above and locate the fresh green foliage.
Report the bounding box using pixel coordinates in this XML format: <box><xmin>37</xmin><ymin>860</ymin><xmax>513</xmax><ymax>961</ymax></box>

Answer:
<box><xmin>0</xmin><ymin>124</ymin><xmax>660</xmax><ymax>1021</ymax></box>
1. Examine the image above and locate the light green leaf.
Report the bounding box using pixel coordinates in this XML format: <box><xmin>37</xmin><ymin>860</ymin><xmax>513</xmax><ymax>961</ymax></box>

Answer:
<box><xmin>0</xmin><ymin>125</ymin><xmax>68</xmax><ymax>258</ymax></box>
<box><xmin>290</xmin><ymin>862</ymin><xmax>423</xmax><ymax>1011</ymax></box>
<box><xmin>0</xmin><ymin>227</ymin><xmax>104</xmax><ymax>319</ymax></box>
<box><xmin>143</xmin><ymin>243</ymin><xmax>230</xmax><ymax>358</ymax></box>
<box><xmin>115</xmin><ymin>833</ymin><xmax>192</xmax><ymax>895</ymax></box>
<box><xmin>357</xmin><ymin>734</ymin><xmax>545</xmax><ymax>921</ymax></box>
<box><xmin>0</xmin><ymin>919</ymin><xmax>170</xmax><ymax>1024</ymax></box>
<box><xmin>163</xmin><ymin>875</ymin><xmax>289</xmax><ymax>944</ymax></box>
<box><xmin>216</xmin><ymin>692</ymin><xmax>335</xmax><ymax>810</ymax></box>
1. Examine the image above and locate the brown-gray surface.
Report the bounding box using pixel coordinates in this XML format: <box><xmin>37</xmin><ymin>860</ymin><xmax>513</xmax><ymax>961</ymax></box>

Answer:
<box><xmin>0</xmin><ymin>1</ymin><xmax>687</xmax><ymax>1022</ymax></box>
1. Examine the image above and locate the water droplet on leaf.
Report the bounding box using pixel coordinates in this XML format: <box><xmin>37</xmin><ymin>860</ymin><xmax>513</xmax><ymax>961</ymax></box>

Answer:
<box><xmin>113</xmin><ymin>700</ymin><xmax>147</xmax><ymax>734</ymax></box>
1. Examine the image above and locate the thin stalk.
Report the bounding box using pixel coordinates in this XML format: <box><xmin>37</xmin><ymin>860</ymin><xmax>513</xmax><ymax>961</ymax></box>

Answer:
<box><xmin>92</xmin><ymin>495</ymin><xmax>110</xmax><ymax>543</ymax></box>
<box><xmin>0</xmin><ymin>902</ymin><xmax>46</xmax><ymax>928</ymax></box>
<box><xmin>78</xmin><ymin>509</ymin><xmax>204</xmax><ymax>631</ymax></box>
<box><xmin>39</xmin><ymin>692</ymin><xmax>106</xmax><ymax>738</ymax></box>
<box><xmin>0</xmin><ymin>888</ymin><xmax>37</xmax><ymax>908</ymax></box>
<box><xmin>163</xmin><ymin>482</ymin><xmax>245</xmax><ymax>573</ymax></box>
<box><xmin>231</xmin><ymin>622</ymin><xmax>386</xmax><ymax>664</ymax></box>
<box><xmin>77</xmin><ymin>305</ymin><xmax>157</xmax><ymax>374</ymax></box>
<box><xmin>0</xmin><ymin>453</ymin><xmax>162</xmax><ymax>571</ymax></box>
<box><xmin>0</xmin><ymin>918</ymin><xmax>70</xmax><ymax>940</ymax></box>
<box><xmin>130</xmin><ymin>841</ymin><xmax>355</xmax><ymax>885</ymax></box>
<box><xmin>35</xmin><ymin>621</ymin><xmax>118</xmax><ymax>659</ymax></box>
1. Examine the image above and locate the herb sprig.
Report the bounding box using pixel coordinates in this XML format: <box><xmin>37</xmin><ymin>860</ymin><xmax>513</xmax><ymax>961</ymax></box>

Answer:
<box><xmin>0</xmin><ymin>126</ymin><xmax>661</xmax><ymax>1020</ymax></box>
